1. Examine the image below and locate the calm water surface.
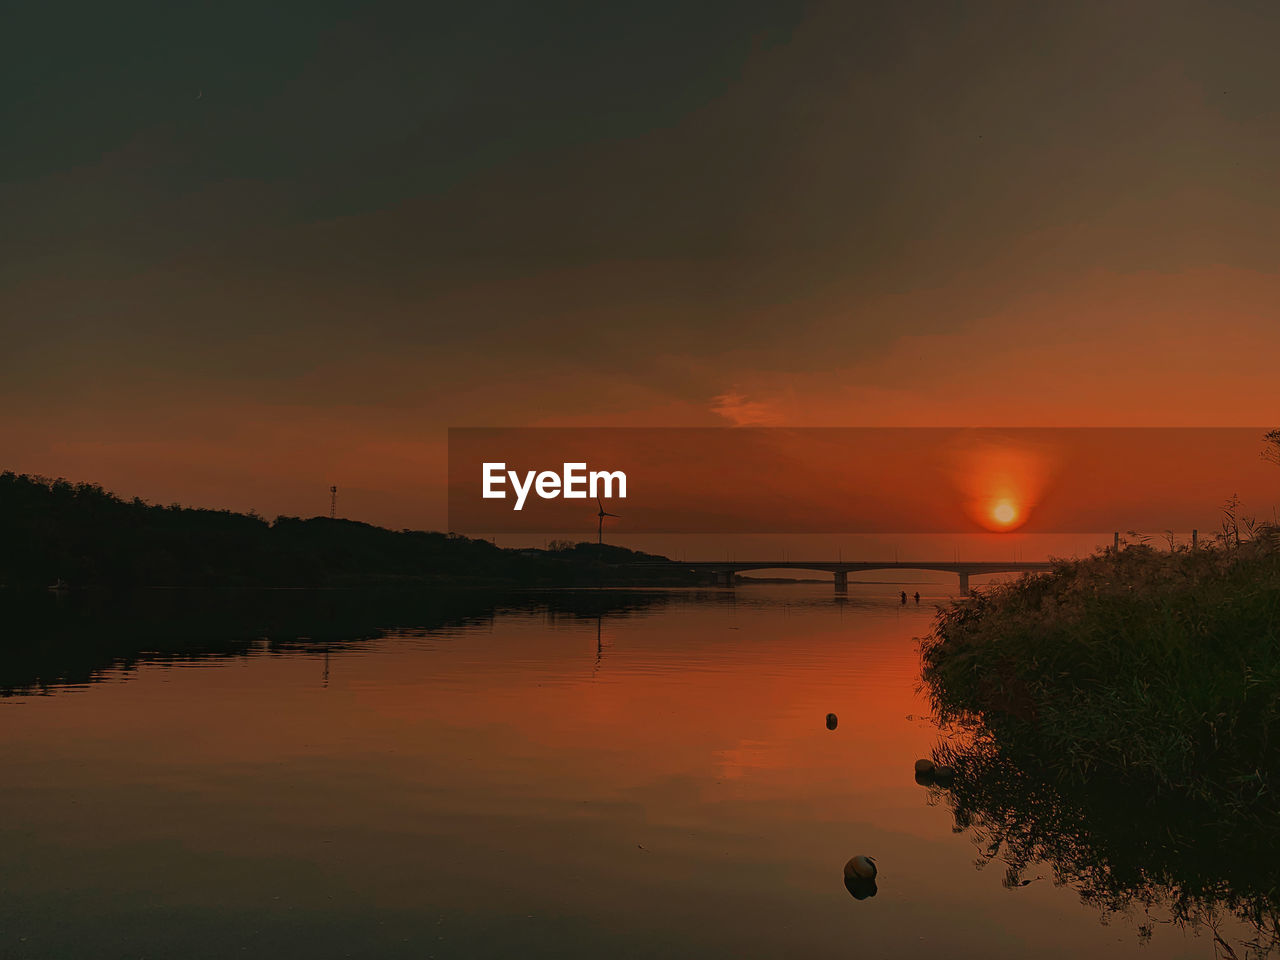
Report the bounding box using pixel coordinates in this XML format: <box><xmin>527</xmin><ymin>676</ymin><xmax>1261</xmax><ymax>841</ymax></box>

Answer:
<box><xmin>0</xmin><ymin>585</ymin><xmax>1220</xmax><ymax>958</ymax></box>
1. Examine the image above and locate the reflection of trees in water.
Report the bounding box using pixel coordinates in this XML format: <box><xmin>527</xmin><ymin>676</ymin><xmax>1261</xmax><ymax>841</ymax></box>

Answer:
<box><xmin>0</xmin><ymin>587</ymin><xmax>705</xmax><ymax>696</ymax></box>
<box><xmin>926</xmin><ymin>731</ymin><xmax>1280</xmax><ymax>958</ymax></box>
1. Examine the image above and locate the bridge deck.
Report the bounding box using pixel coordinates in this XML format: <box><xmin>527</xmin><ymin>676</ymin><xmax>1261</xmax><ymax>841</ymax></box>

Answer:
<box><xmin>633</xmin><ymin>559</ymin><xmax>1055</xmax><ymax>593</ymax></box>
<box><xmin>654</xmin><ymin>560</ymin><xmax>1054</xmax><ymax>573</ymax></box>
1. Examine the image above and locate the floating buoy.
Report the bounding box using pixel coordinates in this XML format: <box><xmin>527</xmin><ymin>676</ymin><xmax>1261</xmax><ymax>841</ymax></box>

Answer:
<box><xmin>914</xmin><ymin>758</ymin><xmax>935</xmax><ymax>776</ymax></box>
<box><xmin>843</xmin><ymin>856</ymin><xmax>878</xmax><ymax>900</ymax></box>
<box><xmin>932</xmin><ymin>765</ymin><xmax>955</xmax><ymax>785</ymax></box>
<box><xmin>843</xmin><ymin>855</ymin><xmax>877</xmax><ymax>881</ymax></box>
<box><xmin>826</xmin><ymin>713</ymin><xmax>838</xmax><ymax>730</ymax></box>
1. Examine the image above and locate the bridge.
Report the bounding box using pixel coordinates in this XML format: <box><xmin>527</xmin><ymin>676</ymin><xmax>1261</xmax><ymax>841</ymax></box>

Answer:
<box><xmin>662</xmin><ymin>560</ymin><xmax>1055</xmax><ymax>594</ymax></box>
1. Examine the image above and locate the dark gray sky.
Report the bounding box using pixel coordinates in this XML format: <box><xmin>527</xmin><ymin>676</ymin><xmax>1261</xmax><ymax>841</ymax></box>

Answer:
<box><xmin>3</xmin><ymin>1</ymin><xmax>1278</xmax><ymax>527</ymax></box>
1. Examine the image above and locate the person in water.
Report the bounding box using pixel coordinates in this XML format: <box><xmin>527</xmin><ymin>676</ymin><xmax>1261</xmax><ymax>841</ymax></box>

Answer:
<box><xmin>913</xmin><ymin>592</ymin><xmax>920</xmax><ymax>603</ymax></box>
<box><xmin>900</xmin><ymin>590</ymin><xmax>907</xmax><ymax>604</ymax></box>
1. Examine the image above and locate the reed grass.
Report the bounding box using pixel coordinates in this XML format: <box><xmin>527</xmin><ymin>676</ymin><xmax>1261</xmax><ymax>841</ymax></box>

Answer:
<box><xmin>921</xmin><ymin>532</ymin><xmax>1280</xmax><ymax>814</ymax></box>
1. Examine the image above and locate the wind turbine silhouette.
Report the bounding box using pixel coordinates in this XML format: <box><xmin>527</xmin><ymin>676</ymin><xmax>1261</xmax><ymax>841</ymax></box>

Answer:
<box><xmin>595</xmin><ymin>496</ymin><xmax>619</xmax><ymax>546</ymax></box>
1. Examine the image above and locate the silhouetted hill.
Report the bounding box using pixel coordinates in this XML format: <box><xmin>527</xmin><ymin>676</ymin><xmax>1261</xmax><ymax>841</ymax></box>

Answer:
<box><xmin>0</xmin><ymin>472</ymin><xmax>691</xmax><ymax>588</ymax></box>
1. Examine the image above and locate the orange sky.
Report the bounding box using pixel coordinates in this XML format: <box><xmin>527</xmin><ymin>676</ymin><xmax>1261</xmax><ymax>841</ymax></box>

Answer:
<box><xmin>3</xmin><ymin>3</ymin><xmax>1279</xmax><ymax>536</ymax></box>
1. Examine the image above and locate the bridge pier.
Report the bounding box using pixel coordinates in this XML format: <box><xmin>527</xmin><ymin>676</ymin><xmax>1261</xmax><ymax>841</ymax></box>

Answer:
<box><xmin>833</xmin><ymin>569</ymin><xmax>848</xmax><ymax>593</ymax></box>
<box><xmin>958</xmin><ymin>571</ymin><xmax>970</xmax><ymax>594</ymax></box>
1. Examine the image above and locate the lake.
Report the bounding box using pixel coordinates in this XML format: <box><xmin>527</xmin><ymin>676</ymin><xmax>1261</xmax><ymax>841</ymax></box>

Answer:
<box><xmin>0</xmin><ymin>583</ymin><xmax>1233</xmax><ymax>958</ymax></box>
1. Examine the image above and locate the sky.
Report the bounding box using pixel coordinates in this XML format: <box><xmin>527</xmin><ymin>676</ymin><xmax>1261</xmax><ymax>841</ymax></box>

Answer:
<box><xmin>449</xmin><ymin>428</ymin><xmax>1278</xmax><ymax>537</ymax></box>
<box><xmin>3</xmin><ymin>0</ymin><xmax>1279</xmax><ymax>534</ymax></box>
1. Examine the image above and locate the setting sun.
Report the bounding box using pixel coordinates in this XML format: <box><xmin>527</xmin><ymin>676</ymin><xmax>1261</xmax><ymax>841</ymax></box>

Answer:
<box><xmin>992</xmin><ymin>500</ymin><xmax>1018</xmax><ymax>527</ymax></box>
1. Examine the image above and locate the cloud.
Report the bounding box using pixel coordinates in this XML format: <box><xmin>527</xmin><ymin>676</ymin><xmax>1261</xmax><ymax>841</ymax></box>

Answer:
<box><xmin>710</xmin><ymin>391</ymin><xmax>785</xmax><ymax>426</ymax></box>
